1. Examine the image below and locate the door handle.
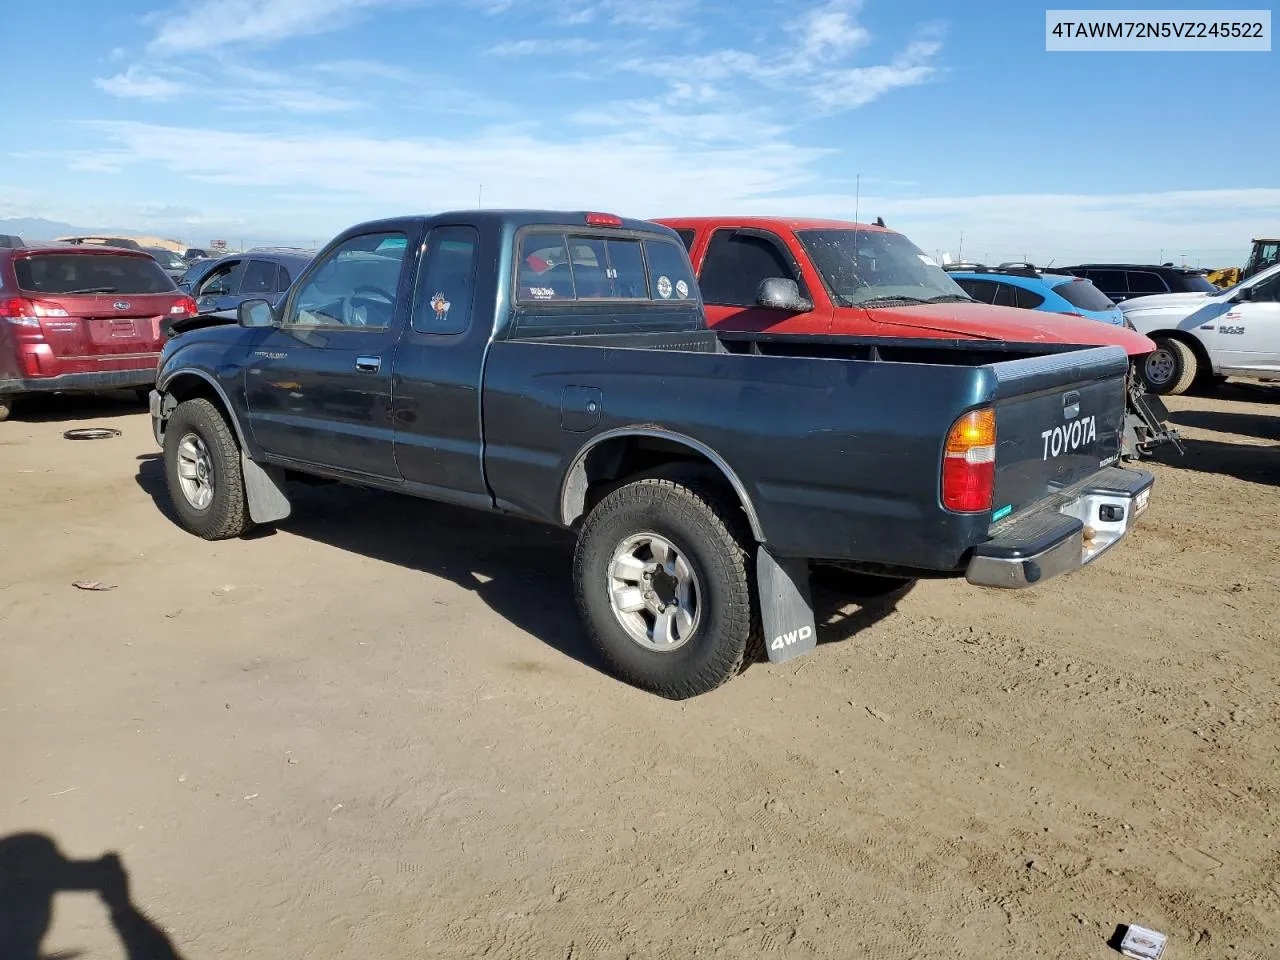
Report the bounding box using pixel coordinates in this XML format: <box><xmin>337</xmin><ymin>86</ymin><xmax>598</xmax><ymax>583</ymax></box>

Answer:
<box><xmin>355</xmin><ymin>355</ymin><xmax>381</xmax><ymax>373</ymax></box>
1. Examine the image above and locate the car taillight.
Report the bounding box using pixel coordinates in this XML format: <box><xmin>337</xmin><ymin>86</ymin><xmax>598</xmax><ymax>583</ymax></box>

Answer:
<box><xmin>942</xmin><ymin>408</ymin><xmax>996</xmax><ymax>512</ymax></box>
<box><xmin>0</xmin><ymin>296</ymin><xmax>66</xmax><ymax>326</ymax></box>
<box><xmin>171</xmin><ymin>295</ymin><xmax>199</xmax><ymax>316</ymax></box>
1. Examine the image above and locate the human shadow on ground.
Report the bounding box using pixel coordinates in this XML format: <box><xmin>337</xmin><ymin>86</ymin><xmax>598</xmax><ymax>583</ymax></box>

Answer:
<box><xmin>0</xmin><ymin>832</ymin><xmax>185</xmax><ymax>960</ymax></box>
<box><xmin>134</xmin><ymin>456</ymin><xmax>907</xmax><ymax>679</ymax></box>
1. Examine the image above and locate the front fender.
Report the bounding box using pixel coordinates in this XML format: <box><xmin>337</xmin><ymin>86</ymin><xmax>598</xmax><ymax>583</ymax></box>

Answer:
<box><xmin>154</xmin><ymin>336</ymin><xmax>261</xmax><ymax>459</ymax></box>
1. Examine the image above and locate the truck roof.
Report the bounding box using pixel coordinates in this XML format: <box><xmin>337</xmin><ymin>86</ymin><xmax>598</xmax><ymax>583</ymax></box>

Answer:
<box><xmin>656</xmin><ymin>216</ymin><xmax>893</xmax><ymax>233</ymax></box>
<box><xmin>346</xmin><ymin>210</ymin><xmax>674</xmax><ymax>236</ymax></box>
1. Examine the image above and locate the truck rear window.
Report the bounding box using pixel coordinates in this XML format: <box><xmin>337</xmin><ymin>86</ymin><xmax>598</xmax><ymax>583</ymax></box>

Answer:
<box><xmin>516</xmin><ymin>231</ymin><xmax>695</xmax><ymax>304</ymax></box>
<box><xmin>15</xmin><ymin>254</ymin><xmax>176</xmax><ymax>295</ymax></box>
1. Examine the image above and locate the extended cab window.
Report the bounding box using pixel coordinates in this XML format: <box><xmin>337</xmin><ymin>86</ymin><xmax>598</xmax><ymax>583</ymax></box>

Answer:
<box><xmin>288</xmin><ymin>231</ymin><xmax>407</xmax><ymax>329</ymax></box>
<box><xmin>643</xmin><ymin>239</ymin><xmax>695</xmax><ymax>301</ymax></box>
<box><xmin>699</xmin><ymin>230</ymin><xmax>800</xmax><ymax>307</ymax></box>
<box><xmin>674</xmin><ymin>229</ymin><xmax>695</xmax><ymax>252</ymax></box>
<box><xmin>412</xmin><ymin>225</ymin><xmax>479</xmax><ymax>335</ymax></box>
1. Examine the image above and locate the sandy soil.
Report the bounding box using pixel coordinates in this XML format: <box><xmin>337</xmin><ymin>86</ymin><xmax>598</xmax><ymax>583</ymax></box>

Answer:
<box><xmin>2</xmin><ymin>384</ymin><xmax>1277</xmax><ymax>959</ymax></box>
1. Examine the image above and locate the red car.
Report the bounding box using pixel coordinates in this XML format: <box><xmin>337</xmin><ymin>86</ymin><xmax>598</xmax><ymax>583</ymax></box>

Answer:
<box><xmin>654</xmin><ymin>217</ymin><xmax>1156</xmax><ymax>356</ymax></box>
<box><xmin>0</xmin><ymin>245</ymin><xmax>197</xmax><ymax>420</ymax></box>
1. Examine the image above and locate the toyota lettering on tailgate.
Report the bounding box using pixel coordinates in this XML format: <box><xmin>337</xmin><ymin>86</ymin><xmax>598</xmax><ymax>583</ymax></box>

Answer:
<box><xmin>1041</xmin><ymin>416</ymin><xmax>1097</xmax><ymax>460</ymax></box>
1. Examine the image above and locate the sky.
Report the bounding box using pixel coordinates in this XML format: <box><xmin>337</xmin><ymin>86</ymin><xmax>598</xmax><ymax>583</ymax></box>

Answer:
<box><xmin>2</xmin><ymin>0</ymin><xmax>1276</xmax><ymax>264</ymax></box>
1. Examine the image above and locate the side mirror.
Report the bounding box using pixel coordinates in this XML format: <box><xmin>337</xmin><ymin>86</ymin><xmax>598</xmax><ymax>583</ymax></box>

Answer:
<box><xmin>1234</xmin><ymin>285</ymin><xmax>1255</xmax><ymax>302</ymax></box>
<box><xmin>238</xmin><ymin>298</ymin><xmax>276</xmax><ymax>328</ymax></box>
<box><xmin>178</xmin><ymin>281</ymin><xmax>192</xmax><ymax>294</ymax></box>
<box><xmin>757</xmin><ymin>277</ymin><xmax>813</xmax><ymax>312</ymax></box>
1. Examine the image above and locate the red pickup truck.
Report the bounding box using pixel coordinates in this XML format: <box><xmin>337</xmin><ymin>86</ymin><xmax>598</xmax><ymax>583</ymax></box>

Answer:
<box><xmin>654</xmin><ymin>216</ymin><xmax>1175</xmax><ymax>455</ymax></box>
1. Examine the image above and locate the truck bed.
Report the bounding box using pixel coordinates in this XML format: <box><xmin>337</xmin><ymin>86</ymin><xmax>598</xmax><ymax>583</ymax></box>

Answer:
<box><xmin>481</xmin><ymin>329</ymin><xmax>1131</xmax><ymax>573</ymax></box>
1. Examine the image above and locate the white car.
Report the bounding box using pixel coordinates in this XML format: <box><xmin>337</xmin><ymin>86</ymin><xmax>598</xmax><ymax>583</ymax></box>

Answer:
<box><xmin>1122</xmin><ymin>262</ymin><xmax>1280</xmax><ymax>395</ymax></box>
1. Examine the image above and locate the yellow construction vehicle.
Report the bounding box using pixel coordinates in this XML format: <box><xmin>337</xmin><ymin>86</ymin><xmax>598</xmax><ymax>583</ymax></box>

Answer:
<box><xmin>1206</xmin><ymin>266</ymin><xmax>1240</xmax><ymax>288</ymax></box>
<box><xmin>1242</xmin><ymin>238</ymin><xmax>1280</xmax><ymax>280</ymax></box>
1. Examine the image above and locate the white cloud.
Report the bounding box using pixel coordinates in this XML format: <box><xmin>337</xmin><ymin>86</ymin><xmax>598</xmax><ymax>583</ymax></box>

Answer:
<box><xmin>791</xmin><ymin>0</ymin><xmax>871</xmax><ymax>58</ymax></box>
<box><xmin>57</xmin><ymin>120</ymin><xmax>1280</xmax><ymax>265</ymax></box>
<box><xmin>741</xmin><ymin>188</ymin><xmax>1280</xmax><ymax>265</ymax></box>
<box><xmin>619</xmin><ymin>8</ymin><xmax>943</xmax><ymax>118</ymax></box>
<box><xmin>487</xmin><ymin>38</ymin><xmax>603</xmax><ymax>56</ymax></box>
<box><xmin>94</xmin><ymin>67</ymin><xmax>191</xmax><ymax>101</ymax></box>
<box><xmin>146</xmin><ymin>0</ymin><xmax>416</xmax><ymax>54</ymax></box>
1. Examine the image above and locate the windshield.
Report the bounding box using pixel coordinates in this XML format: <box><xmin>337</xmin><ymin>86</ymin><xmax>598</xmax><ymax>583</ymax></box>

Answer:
<box><xmin>796</xmin><ymin>229</ymin><xmax>971</xmax><ymax>306</ymax></box>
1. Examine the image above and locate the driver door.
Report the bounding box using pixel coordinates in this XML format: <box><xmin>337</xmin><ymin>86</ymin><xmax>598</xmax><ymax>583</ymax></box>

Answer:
<box><xmin>1216</xmin><ymin>271</ymin><xmax>1280</xmax><ymax>374</ymax></box>
<box><xmin>243</xmin><ymin>228</ymin><xmax>415</xmax><ymax>479</ymax></box>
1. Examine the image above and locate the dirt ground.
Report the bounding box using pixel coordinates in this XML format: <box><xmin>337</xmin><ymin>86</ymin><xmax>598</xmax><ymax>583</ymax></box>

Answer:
<box><xmin>2</xmin><ymin>384</ymin><xmax>1278</xmax><ymax>960</ymax></box>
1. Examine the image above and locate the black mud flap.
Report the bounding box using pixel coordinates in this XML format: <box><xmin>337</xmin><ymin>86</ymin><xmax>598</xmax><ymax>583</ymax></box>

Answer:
<box><xmin>756</xmin><ymin>547</ymin><xmax>817</xmax><ymax>664</ymax></box>
<box><xmin>242</xmin><ymin>454</ymin><xmax>292</xmax><ymax>524</ymax></box>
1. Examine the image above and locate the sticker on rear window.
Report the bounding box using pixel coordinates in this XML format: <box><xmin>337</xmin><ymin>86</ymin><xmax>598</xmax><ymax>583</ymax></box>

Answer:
<box><xmin>656</xmin><ymin>275</ymin><xmax>672</xmax><ymax>298</ymax></box>
<box><xmin>675</xmin><ymin>279</ymin><xmax>689</xmax><ymax>299</ymax></box>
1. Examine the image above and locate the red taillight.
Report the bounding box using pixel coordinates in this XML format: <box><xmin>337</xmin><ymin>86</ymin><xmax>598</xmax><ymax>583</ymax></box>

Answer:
<box><xmin>942</xmin><ymin>408</ymin><xmax>996</xmax><ymax>512</ymax></box>
<box><xmin>171</xmin><ymin>295</ymin><xmax>199</xmax><ymax>317</ymax></box>
<box><xmin>0</xmin><ymin>296</ymin><xmax>53</xmax><ymax>327</ymax></box>
<box><xmin>585</xmin><ymin>212</ymin><xmax>623</xmax><ymax>227</ymax></box>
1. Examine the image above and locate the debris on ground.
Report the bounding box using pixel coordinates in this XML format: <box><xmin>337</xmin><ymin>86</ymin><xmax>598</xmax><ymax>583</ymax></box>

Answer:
<box><xmin>72</xmin><ymin>580</ymin><xmax>117</xmax><ymax>591</ymax></box>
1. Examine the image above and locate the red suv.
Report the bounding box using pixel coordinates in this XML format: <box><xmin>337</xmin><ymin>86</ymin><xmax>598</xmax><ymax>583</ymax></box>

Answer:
<box><xmin>0</xmin><ymin>245</ymin><xmax>197</xmax><ymax>420</ymax></box>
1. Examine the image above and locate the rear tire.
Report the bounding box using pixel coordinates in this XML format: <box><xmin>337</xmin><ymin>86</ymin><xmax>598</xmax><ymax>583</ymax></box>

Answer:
<box><xmin>573</xmin><ymin>476</ymin><xmax>759</xmax><ymax>699</ymax></box>
<box><xmin>0</xmin><ymin>396</ymin><xmax>12</xmax><ymax>422</ymax></box>
<box><xmin>1141</xmin><ymin>338</ymin><xmax>1198</xmax><ymax>396</ymax></box>
<box><xmin>163</xmin><ymin>398</ymin><xmax>251</xmax><ymax>540</ymax></box>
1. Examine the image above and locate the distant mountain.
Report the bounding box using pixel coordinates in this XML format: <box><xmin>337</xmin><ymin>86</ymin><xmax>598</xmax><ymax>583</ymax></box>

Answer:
<box><xmin>0</xmin><ymin>217</ymin><xmax>319</xmax><ymax>252</ymax></box>
<box><xmin>0</xmin><ymin>217</ymin><xmax>94</xmax><ymax>241</ymax></box>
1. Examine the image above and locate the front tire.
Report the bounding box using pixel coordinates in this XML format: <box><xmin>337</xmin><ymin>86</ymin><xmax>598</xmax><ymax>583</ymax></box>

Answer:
<box><xmin>1141</xmin><ymin>338</ymin><xmax>1198</xmax><ymax>395</ymax></box>
<box><xmin>573</xmin><ymin>477</ymin><xmax>759</xmax><ymax>699</ymax></box>
<box><xmin>163</xmin><ymin>398</ymin><xmax>251</xmax><ymax>540</ymax></box>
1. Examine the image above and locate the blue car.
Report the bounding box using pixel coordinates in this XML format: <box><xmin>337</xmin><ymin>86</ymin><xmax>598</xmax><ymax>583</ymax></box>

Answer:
<box><xmin>945</xmin><ymin>263</ymin><xmax>1127</xmax><ymax>326</ymax></box>
<box><xmin>182</xmin><ymin>250</ymin><xmax>313</xmax><ymax>315</ymax></box>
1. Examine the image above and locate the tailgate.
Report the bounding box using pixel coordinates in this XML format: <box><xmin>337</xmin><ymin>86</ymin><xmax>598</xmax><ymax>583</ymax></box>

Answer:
<box><xmin>40</xmin><ymin>293</ymin><xmax>172</xmax><ymax>358</ymax></box>
<box><xmin>987</xmin><ymin>346</ymin><xmax>1129</xmax><ymax>519</ymax></box>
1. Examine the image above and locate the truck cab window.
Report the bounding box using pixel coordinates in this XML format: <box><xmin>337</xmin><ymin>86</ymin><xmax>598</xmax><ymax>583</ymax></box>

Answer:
<box><xmin>518</xmin><ymin>234</ymin><xmax>574</xmax><ymax>300</ymax></box>
<box><xmin>288</xmin><ymin>231</ymin><xmax>407</xmax><ymax>329</ymax></box>
<box><xmin>699</xmin><ymin>230</ymin><xmax>799</xmax><ymax>307</ymax></box>
<box><xmin>412</xmin><ymin>225</ymin><xmax>480</xmax><ymax>335</ymax></box>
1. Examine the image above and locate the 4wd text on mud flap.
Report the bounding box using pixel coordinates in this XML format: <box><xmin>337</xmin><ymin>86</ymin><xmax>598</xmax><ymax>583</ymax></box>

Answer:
<box><xmin>1041</xmin><ymin>415</ymin><xmax>1097</xmax><ymax>461</ymax></box>
<box><xmin>770</xmin><ymin>625</ymin><xmax>814</xmax><ymax>652</ymax></box>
